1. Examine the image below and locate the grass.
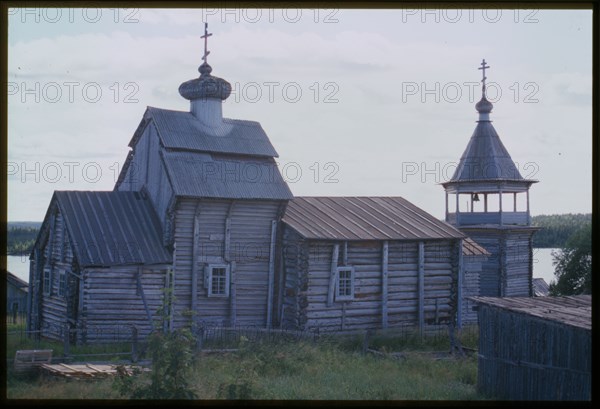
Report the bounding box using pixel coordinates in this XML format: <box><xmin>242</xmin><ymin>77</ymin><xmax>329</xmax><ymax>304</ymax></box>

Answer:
<box><xmin>6</xmin><ymin>322</ymin><xmax>135</xmax><ymax>362</ymax></box>
<box><xmin>6</xmin><ymin>327</ymin><xmax>483</xmax><ymax>400</ymax></box>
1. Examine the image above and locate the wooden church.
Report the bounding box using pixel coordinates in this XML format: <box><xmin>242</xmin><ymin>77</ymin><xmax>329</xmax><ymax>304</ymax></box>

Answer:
<box><xmin>28</xmin><ymin>27</ymin><xmax>535</xmax><ymax>343</ymax></box>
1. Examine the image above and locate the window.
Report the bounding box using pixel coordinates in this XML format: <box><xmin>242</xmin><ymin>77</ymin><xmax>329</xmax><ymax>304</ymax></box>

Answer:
<box><xmin>205</xmin><ymin>264</ymin><xmax>230</xmax><ymax>297</ymax></box>
<box><xmin>336</xmin><ymin>267</ymin><xmax>355</xmax><ymax>301</ymax></box>
<box><xmin>58</xmin><ymin>270</ymin><xmax>67</xmax><ymax>297</ymax></box>
<box><xmin>43</xmin><ymin>268</ymin><xmax>51</xmax><ymax>295</ymax></box>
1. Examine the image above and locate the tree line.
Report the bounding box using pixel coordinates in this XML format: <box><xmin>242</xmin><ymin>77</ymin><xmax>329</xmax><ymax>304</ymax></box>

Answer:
<box><xmin>531</xmin><ymin>213</ymin><xmax>591</xmax><ymax>248</ymax></box>
<box><xmin>6</xmin><ymin>224</ymin><xmax>40</xmax><ymax>255</ymax></box>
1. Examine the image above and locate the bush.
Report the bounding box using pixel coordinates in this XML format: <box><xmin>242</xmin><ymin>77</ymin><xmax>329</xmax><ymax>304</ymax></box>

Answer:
<box><xmin>114</xmin><ymin>328</ymin><xmax>198</xmax><ymax>399</ymax></box>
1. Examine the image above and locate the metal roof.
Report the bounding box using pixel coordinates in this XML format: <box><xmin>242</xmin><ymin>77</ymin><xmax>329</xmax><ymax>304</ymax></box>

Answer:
<box><xmin>463</xmin><ymin>237</ymin><xmax>490</xmax><ymax>256</ymax></box>
<box><xmin>161</xmin><ymin>150</ymin><xmax>293</xmax><ymax>200</ymax></box>
<box><xmin>450</xmin><ymin>121</ymin><xmax>531</xmax><ymax>182</ymax></box>
<box><xmin>53</xmin><ymin>191</ymin><xmax>172</xmax><ymax>267</ymax></box>
<box><xmin>130</xmin><ymin>107</ymin><xmax>279</xmax><ymax>158</ymax></box>
<box><xmin>532</xmin><ymin>278</ymin><xmax>550</xmax><ymax>297</ymax></box>
<box><xmin>283</xmin><ymin>196</ymin><xmax>465</xmax><ymax>241</ymax></box>
<box><xmin>7</xmin><ymin>271</ymin><xmax>29</xmax><ymax>289</ymax></box>
<box><xmin>470</xmin><ymin>295</ymin><xmax>591</xmax><ymax>330</ymax></box>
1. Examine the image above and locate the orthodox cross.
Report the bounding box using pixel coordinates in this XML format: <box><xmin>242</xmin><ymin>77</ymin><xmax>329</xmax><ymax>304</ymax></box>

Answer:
<box><xmin>478</xmin><ymin>59</ymin><xmax>490</xmax><ymax>93</ymax></box>
<box><xmin>201</xmin><ymin>22</ymin><xmax>212</xmax><ymax>63</ymax></box>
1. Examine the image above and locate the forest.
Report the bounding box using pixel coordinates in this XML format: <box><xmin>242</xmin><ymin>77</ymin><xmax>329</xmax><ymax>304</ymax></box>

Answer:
<box><xmin>6</xmin><ymin>222</ymin><xmax>42</xmax><ymax>255</ymax></box>
<box><xmin>531</xmin><ymin>213</ymin><xmax>591</xmax><ymax>248</ymax></box>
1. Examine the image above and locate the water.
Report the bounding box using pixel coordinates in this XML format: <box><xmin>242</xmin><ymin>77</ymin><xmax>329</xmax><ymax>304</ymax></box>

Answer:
<box><xmin>6</xmin><ymin>254</ymin><xmax>31</xmax><ymax>282</ymax></box>
<box><xmin>532</xmin><ymin>248</ymin><xmax>559</xmax><ymax>285</ymax></box>
<box><xmin>6</xmin><ymin>249</ymin><xmax>559</xmax><ymax>286</ymax></box>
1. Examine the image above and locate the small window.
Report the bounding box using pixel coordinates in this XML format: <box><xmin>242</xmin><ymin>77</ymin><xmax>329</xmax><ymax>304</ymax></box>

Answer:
<box><xmin>336</xmin><ymin>267</ymin><xmax>355</xmax><ymax>301</ymax></box>
<box><xmin>205</xmin><ymin>264</ymin><xmax>230</xmax><ymax>298</ymax></box>
<box><xmin>58</xmin><ymin>270</ymin><xmax>67</xmax><ymax>297</ymax></box>
<box><xmin>43</xmin><ymin>268</ymin><xmax>51</xmax><ymax>295</ymax></box>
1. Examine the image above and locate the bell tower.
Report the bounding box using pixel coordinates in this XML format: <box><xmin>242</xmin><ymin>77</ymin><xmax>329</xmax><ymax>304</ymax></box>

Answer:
<box><xmin>442</xmin><ymin>60</ymin><xmax>539</xmax><ymax>297</ymax></box>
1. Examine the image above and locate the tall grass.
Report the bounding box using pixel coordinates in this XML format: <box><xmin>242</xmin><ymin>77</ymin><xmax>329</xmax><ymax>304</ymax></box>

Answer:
<box><xmin>7</xmin><ymin>331</ymin><xmax>482</xmax><ymax>400</ymax></box>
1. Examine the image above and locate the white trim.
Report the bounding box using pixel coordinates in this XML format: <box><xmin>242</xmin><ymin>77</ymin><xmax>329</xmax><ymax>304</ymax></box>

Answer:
<box><xmin>43</xmin><ymin>267</ymin><xmax>51</xmax><ymax>296</ymax></box>
<box><xmin>206</xmin><ymin>264</ymin><xmax>230</xmax><ymax>298</ymax></box>
<box><xmin>335</xmin><ymin>266</ymin><xmax>355</xmax><ymax>301</ymax></box>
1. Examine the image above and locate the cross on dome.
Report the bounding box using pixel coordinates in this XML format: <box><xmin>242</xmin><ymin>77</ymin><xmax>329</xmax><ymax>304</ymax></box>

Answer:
<box><xmin>201</xmin><ymin>22</ymin><xmax>212</xmax><ymax>64</ymax></box>
<box><xmin>478</xmin><ymin>59</ymin><xmax>490</xmax><ymax>94</ymax></box>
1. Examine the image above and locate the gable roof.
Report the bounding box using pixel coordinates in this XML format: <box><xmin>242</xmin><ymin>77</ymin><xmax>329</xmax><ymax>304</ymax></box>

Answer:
<box><xmin>533</xmin><ymin>277</ymin><xmax>550</xmax><ymax>297</ymax></box>
<box><xmin>7</xmin><ymin>271</ymin><xmax>28</xmax><ymax>290</ymax></box>
<box><xmin>283</xmin><ymin>196</ymin><xmax>465</xmax><ymax>241</ymax></box>
<box><xmin>131</xmin><ymin>106</ymin><xmax>279</xmax><ymax>158</ymax></box>
<box><xmin>450</xmin><ymin>121</ymin><xmax>530</xmax><ymax>182</ymax></box>
<box><xmin>463</xmin><ymin>237</ymin><xmax>490</xmax><ymax>256</ymax></box>
<box><xmin>160</xmin><ymin>150</ymin><xmax>293</xmax><ymax>200</ymax></box>
<box><xmin>470</xmin><ymin>295</ymin><xmax>591</xmax><ymax>330</ymax></box>
<box><xmin>50</xmin><ymin>191</ymin><xmax>171</xmax><ymax>267</ymax></box>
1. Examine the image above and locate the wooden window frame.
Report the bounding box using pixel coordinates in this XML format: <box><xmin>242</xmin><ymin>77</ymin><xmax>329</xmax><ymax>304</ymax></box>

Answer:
<box><xmin>58</xmin><ymin>270</ymin><xmax>67</xmax><ymax>298</ymax></box>
<box><xmin>336</xmin><ymin>266</ymin><xmax>355</xmax><ymax>301</ymax></box>
<box><xmin>43</xmin><ymin>268</ymin><xmax>51</xmax><ymax>296</ymax></box>
<box><xmin>205</xmin><ymin>264</ymin><xmax>230</xmax><ymax>298</ymax></box>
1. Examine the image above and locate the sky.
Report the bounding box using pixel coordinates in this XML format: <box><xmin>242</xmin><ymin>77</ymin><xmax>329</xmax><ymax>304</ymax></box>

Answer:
<box><xmin>7</xmin><ymin>7</ymin><xmax>593</xmax><ymax>222</ymax></box>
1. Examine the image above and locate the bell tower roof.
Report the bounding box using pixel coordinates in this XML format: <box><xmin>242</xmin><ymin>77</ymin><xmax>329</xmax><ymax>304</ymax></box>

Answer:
<box><xmin>443</xmin><ymin>60</ymin><xmax>537</xmax><ymax>190</ymax></box>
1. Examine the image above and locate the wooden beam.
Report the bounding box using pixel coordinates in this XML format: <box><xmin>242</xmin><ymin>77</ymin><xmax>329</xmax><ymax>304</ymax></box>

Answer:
<box><xmin>266</xmin><ymin>220</ymin><xmax>277</xmax><ymax>328</ymax></box>
<box><xmin>457</xmin><ymin>239</ymin><xmax>464</xmax><ymax>328</ymax></box>
<box><xmin>229</xmin><ymin>261</ymin><xmax>237</xmax><ymax>326</ymax></box>
<box><xmin>191</xmin><ymin>204</ymin><xmax>201</xmax><ymax>325</ymax></box>
<box><xmin>223</xmin><ymin>201</ymin><xmax>235</xmax><ymax>262</ymax></box>
<box><xmin>455</xmin><ymin>193</ymin><xmax>460</xmax><ymax>225</ymax></box>
<box><xmin>169</xmin><ymin>245</ymin><xmax>176</xmax><ymax>331</ymax></box>
<box><xmin>445</xmin><ymin>192</ymin><xmax>449</xmax><ymax>221</ymax></box>
<box><xmin>381</xmin><ymin>241</ymin><xmax>389</xmax><ymax>329</ymax></box>
<box><xmin>499</xmin><ymin>188</ymin><xmax>503</xmax><ymax>226</ymax></box>
<box><xmin>342</xmin><ymin>241</ymin><xmax>348</xmax><ymax>265</ymax></box>
<box><xmin>327</xmin><ymin>244</ymin><xmax>340</xmax><ymax>307</ymax></box>
<box><xmin>418</xmin><ymin>241</ymin><xmax>425</xmax><ymax>336</ymax></box>
<box><xmin>136</xmin><ymin>267</ymin><xmax>154</xmax><ymax>326</ymax></box>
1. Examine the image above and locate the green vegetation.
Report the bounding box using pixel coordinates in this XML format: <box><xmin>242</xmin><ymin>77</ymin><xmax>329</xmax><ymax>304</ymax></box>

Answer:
<box><xmin>6</xmin><ymin>322</ymin><xmax>133</xmax><ymax>362</ymax></box>
<box><xmin>7</xmin><ymin>223</ymin><xmax>40</xmax><ymax>255</ymax></box>
<box><xmin>531</xmin><ymin>213</ymin><xmax>591</xmax><ymax>248</ymax></box>
<box><xmin>114</xmin><ymin>328</ymin><xmax>198</xmax><ymax>399</ymax></box>
<box><xmin>549</xmin><ymin>223</ymin><xmax>592</xmax><ymax>296</ymax></box>
<box><xmin>6</xmin><ymin>327</ymin><xmax>482</xmax><ymax>400</ymax></box>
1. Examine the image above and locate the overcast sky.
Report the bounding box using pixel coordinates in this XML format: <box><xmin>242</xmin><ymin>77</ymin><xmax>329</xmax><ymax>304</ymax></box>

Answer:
<box><xmin>7</xmin><ymin>7</ymin><xmax>592</xmax><ymax>222</ymax></box>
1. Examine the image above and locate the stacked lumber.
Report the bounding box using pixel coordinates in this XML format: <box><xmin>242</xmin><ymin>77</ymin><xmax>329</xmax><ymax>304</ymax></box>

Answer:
<box><xmin>14</xmin><ymin>350</ymin><xmax>53</xmax><ymax>373</ymax></box>
<box><xmin>40</xmin><ymin>363</ymin><xmax>149</xmax><ymax>379</ymax></box>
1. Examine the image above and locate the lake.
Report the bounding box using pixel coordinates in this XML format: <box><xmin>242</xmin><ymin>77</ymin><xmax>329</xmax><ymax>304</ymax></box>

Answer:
<box><xmin>6</xmin><ymin>248</ymin><xmax>560</xmax><ymax>286</ymax></box>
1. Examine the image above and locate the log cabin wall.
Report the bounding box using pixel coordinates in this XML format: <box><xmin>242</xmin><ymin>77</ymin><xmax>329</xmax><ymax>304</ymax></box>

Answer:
<box><xmin>171</xmin><ymin>198</ymin><xmax>284</xmax><ymax>330</ymax></box>
<box><xmin>281</xmin><ymin>235</ymin><xmax>462</xmax><ymax>333</ymax></box>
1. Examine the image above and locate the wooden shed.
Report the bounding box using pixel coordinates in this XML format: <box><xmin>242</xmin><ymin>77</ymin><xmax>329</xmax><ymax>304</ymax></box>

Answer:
<box><xmin>28</xmin><ymin>191</ymin><xmax>172</xmax><ymax>343</ymax></box>
<box><xmin>7</xmin><ymin>271</ymin><xmax>29</xmax><ymax>321</ymax></box>
<box><xmin>472</xmin><ymin>295</ymin><xmax>591</xmax><ymax>400</ymax></box>
<box><xmin>280</xmin><ymin>196</ymin><xmax>489</xmax><ymax>332</ymax></box>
